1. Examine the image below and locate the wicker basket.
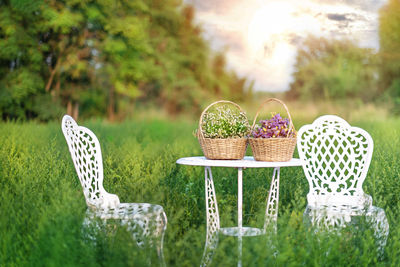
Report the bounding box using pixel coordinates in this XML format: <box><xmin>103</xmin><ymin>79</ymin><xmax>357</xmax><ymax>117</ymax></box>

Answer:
<box><xmin>249</xmin><ymin>98</ymin><xmax>296</xmax><ymax>162</ymax></box>
<box><xmin>197</xmin><ymin>100</ymin><xmax>248</xmax><ymax>160</ymax></box>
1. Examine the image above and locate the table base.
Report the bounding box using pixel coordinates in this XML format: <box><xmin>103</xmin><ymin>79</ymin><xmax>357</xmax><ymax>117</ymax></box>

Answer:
<box><xmin>220</xmin><ymin>226</ymin><xmax>263</xmax><ymax>237</ymax></box>
<box><xmin>201</xmin><ymin>166</ymin><xmax>281</xmax><ymax>267</ymax></box>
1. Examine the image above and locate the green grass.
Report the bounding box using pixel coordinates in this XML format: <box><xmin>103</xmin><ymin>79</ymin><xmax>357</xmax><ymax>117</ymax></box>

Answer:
<box><xmin>0</xmin><ymin>115</ymin><xmax>400</xmax><ymax>266</ymax></box>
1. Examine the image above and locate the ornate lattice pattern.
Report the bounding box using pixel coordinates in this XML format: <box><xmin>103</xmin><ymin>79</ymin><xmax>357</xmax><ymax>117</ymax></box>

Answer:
<box><xmin>201</xmin><ymin>167</ymin><xmax>220</xmax><ymax>267</ymax></box>
<box><xmin>263</xmin><ymin>167</ymin><xmax>280</xmax><ymax>232</ymax></box>
<box><xmin>298</xmin><ymin>115</ymin><xmax>373</xmax><ymax>209</ymax></box>
<box><xmin>62</xmin><ymin>115</ymin><xmax>167</xmax><ymax>265</ymax></box>
<box><xmin>62</xmin><ymin>115</ymin><xmax>110</xmax><ymax>208</ymax></box>
<box><xmin>298</xmin><ymin>115</ymin><xmax>389</xmax><ymax>252</ymax></box>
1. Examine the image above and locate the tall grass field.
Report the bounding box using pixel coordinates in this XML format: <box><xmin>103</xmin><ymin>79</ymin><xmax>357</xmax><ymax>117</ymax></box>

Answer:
<box><xmin>1</xmin><ymin>114</ymin><xmax>400</xmax><ymax>266</ymax></box>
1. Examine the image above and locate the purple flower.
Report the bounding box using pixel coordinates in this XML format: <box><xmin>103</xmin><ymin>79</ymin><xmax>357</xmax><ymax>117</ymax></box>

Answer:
<box><xmin>251</xmin><ymin>113</ymin><xmax>295</xmax><ymax>138</ymax></box>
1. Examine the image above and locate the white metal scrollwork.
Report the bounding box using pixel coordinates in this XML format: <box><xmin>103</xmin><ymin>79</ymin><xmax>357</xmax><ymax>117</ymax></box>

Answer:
<box><xmin>298</xmin><ymin>115</ymin><xmax>389</xmax><ymax>252</ymax></box>
<box><xmin>264</xmin><ymin>168</ymin><xmax>280</xmax><ymax>232</ymax></box>
<box><xmin>62</xmin><ymin>115</ymin><xmax>167</xmax><ymax>266</ymax></box>
<box><xmin>201</xmin><ymin>166</ymin><xmax>220</xmax><ymax>267</ymax></box>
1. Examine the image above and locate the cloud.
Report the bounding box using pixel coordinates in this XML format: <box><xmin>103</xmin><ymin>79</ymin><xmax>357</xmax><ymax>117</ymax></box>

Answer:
<box><xmin>186</xmin><ymin>0</ymin><xmax>386</xmax><ymax>91</ymax></box>
<box><xmin>314</xmin><ymin>0</ymin><xmax>387</xmax><ymax>12</ymax></box>
<box><xmin>185</xmin><ymin>0</ymin><xmax>241</xmax><ymax>13</ymax></box>
<box><xmin>327</xmin><ymin>13</ymin><xmax>348</xmax><ymax>21</ymax></box>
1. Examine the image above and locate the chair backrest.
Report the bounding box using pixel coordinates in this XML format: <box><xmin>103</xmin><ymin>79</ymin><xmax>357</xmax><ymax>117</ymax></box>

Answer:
<box><xmin>297</xmin><ymin>115</ymin><xmax>373</xmax><ymax>206</ymax></box>
<box><xmin>62</xmin><ymin>115</ymin><xmax>107</xmax><ymax>208</ymax></box>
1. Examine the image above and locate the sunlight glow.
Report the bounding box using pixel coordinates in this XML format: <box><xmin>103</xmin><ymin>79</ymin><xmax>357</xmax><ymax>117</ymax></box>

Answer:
<box><xmin>246</xmin><ymin>2</ymin><xmax>299</xmax><ymax>90</ymax></box>
<box><xmin>247</xmin><ymin>2</ymin><xmax>294</xmax><ymax>58</ymax></box>
<box><xmin>190</xmin><ymin>0</ymin><xmax>384</xmax><ymax>91</ymax></box>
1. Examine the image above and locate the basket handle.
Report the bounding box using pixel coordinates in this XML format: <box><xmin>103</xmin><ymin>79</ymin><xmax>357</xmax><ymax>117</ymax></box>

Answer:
<box><xmin>198</xmin><ymin>100</ymin><xmax>246</xmax><ymax>139</ymax></box>
<box><xmin>251</xmin><ymin>98</ymin><xmax>295</xmax><ymax>137</ymax></box>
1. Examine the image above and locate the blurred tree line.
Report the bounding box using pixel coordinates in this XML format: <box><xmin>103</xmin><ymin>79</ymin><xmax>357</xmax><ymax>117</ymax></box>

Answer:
<box><xmin>287</xmin><ymin>0</ymin><xmax>400</xmax><ymax>113</ymax></box>
<box><xmin>0</xmin><ymin>0</ymin><xmax>253</xmax><ymax>121</ymax></box>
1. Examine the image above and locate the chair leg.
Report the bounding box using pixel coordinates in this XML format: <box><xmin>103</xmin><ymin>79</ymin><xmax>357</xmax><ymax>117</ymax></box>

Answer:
<box><xmin>123</xmin><ymin>211</ymin><xmax>167</xmax><ymax>267</ymax></box>
<box><xmin>365</xmin><ymin>206</ymin><xmax>389</xmax><ymax>257</ymax></box>
<box><xmin>304</xmin><ymin>205</ymin><xmax>389</xmax><ymax>258</ymax></box>
<box><xmin>82</xmin><ymin>208</ymin><xmax>168</xmax><ymax>266</ymax></box>
<box><xmin>81</xmin><ymin>209</ymin><xmax>104</xmax><ymax>245</ymax></box>
<box><xmin>155</xmin><ymin>211</ymin><xmax>168</xmax><ymax>267</ymax></box>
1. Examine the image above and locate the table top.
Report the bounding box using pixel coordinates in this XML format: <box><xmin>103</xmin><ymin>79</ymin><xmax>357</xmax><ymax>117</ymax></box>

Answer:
<box><xmin>176</xmin><ymin>156</ymin><xmax>303</xmax><ymax>168</ymax></box>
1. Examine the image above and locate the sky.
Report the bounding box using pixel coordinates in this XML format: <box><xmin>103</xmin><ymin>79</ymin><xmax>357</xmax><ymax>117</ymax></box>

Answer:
<box><xmin>185</xmin><ymin>0</ymin><xmax>388</xmax><ymax>92</ymax></box>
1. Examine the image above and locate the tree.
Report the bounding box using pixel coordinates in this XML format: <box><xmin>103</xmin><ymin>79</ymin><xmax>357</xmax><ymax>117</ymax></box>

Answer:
<box><xmin>0</xmin><ymin>0</ymin><xmax>253</xmax><ymax>121</ymax></box>
<box><xmin>288</xmin><ymin>36</ymin><xmax>379</xmax><ymax>101</ymax></box>
<box><xmin>42</xmin><ymin>0</ymin><xmax>96</xmax><ymax>120</ymax></box>
<box><xmin>379</xmin><ymin>0</ymin><xmax>400</xmax><ymax>111</ymax></box>
<box><xmin>0</xmin><ymin>0</ymin><xmax>46</xmax><ymax>119</ymax></box>
<box><xmin>95</xmin><ymin>1</ymin><xmax>152</xmax><ymax>120</ymax></box>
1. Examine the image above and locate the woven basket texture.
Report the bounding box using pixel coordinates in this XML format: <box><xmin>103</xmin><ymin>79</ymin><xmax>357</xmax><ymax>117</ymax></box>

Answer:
<box><xmin>198</xmin><ymin>137</ymin><xmax>248</xmax><ymax>160</ymax></box>
<box><xmin>197</xmin><ymin>100</ymin><xmax>248</xmax><ymax>160</ymax></box>
<box><xmin>249</xmin><ymin>98</ymin><xmax>296</xmax><ymax>162</ymax></box>
<box><xmin>249</xmin><ymin>137</ymin><xmax>296</xmax><ymax>161</ymax></box>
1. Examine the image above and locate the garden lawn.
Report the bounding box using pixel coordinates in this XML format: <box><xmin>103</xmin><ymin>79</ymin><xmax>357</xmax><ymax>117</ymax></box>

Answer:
<box><xmin>0</xmin><ymin>116</ymin><xmax>400</xmax><ymax>266</ymax></box>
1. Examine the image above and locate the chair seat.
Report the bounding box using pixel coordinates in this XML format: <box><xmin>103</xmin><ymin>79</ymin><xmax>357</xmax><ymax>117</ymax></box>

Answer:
<box><xmin>306</xmin><ymin>193</ymin><xmax>373</xmax><ymax>216</ymax></box>
<box><xmin>91</xmin><ymin>203</ymin><xmax>165</xmax><ymax>221</ymax></box>
<box><xmin>88</xmin><ymin>203</ymin><xmax>167</xmax><ymax>242</ymax></box>
<box><xmin>304</xmin><ymin>204</ymin><xmax>389</xmax><ymax>235</ymax></box>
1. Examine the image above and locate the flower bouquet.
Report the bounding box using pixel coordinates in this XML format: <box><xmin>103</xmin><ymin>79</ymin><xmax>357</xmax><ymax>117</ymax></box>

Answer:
<box><xmin>249</xmin><ymin>98</ymin><xmax>297</xmax><ymax>161</ymax></box>
<box><xmin>197</xmin><ymin>100</ymin><xmax>250</xmax><ymax>160</ymax></box>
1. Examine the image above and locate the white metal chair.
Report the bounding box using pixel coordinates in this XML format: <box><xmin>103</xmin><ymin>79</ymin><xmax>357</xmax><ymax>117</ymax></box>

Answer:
<box><xmin>61</xmin><ymin>115</ymin><xmax>167</xmax><ymax>265</ymax></box>
<box><xmin>297</xmin><ymin>115</ymin><xmax>389</xmax><ymax>251</ymax></box>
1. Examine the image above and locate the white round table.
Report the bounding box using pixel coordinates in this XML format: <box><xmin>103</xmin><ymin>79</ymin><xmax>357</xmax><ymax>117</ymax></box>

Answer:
<box><xmin>176</xmin><ymin>156</ymin><xmax>303</xmax><ymax>267</ymax></box>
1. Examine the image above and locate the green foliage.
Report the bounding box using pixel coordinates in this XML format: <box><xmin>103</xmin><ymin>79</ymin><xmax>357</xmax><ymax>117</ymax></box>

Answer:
<box><xmin>288</xmin><ymin>36</ymin><xmax>379</xmax><ymax>101</ymax></box>
<box><xmin>0</xmin><ymin>0</ymin><xmax>252</xmax><ymax>121</ymax></box>
<box><xmin>201</xmin><ymin>106</ymin><xmax>250</xmax><ymax>138</ymax></box>
<box><xmin>379</xmin><ymin>0</ymin><xmax>400</xmax><ymax>113</ymax></box>
<box><xmin>0</xmin><ymin>1</ymin><xmax>45</xmax><ymax>120</ymax></box>
<box><xmin>288</xmin><ymin>1</ymin><xmax>400</xmax><ymax>108</ymax></box>
<box><xmin>1</xmin><ymin>117</ymin><xmax>400</xmax><ymax>265</ymax></box>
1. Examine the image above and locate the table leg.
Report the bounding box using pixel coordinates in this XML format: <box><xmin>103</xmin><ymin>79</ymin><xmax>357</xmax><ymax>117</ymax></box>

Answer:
<box><xmin>201</xmin><ymin>166</ymin><xmax>220</xmax><ymax>267</ymax></box>
<box><xmin>238</xmin><ymin>167</ymin><xmax>243</xmax><ymax>267</ymax></box>
<box><xmin>238</xmin><ymin>235</ymin><xmax>243</xmax><ymax>267</ymax></box>
<box><xmin>263</xmin><ymin>167</ymin><xmax>280</xmax><ymax>233</ymax></box>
